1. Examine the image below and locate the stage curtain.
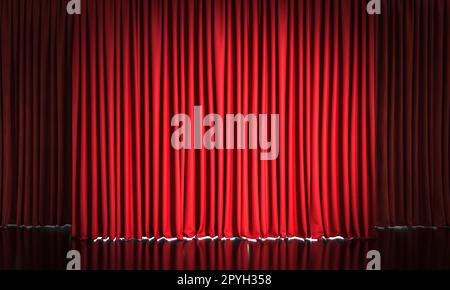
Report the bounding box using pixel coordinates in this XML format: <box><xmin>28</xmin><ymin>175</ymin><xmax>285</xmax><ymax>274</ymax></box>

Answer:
<box><xmin>377</xmin><ymin>0</ymin><xmax>450</xmax><ymax>227</ymax></box>
<box><xmin>71</xmin><ymin>0</ymin><xmax>376</xmax><ymax>240</ymax></box>
<box><xmin>0</xmin><ymin>0</ymin><xmax>72</xmax><ymax>225</ymax></box>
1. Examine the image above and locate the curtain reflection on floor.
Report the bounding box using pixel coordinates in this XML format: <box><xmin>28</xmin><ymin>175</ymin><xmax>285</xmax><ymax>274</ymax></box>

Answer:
<box><xmin>72</xmin><ymin>238</ymin><xmax>372</xmax><ymax>270</ymax></box>
<box><xmin>1</xmin><ymin>227</ymin><xmax>449</xmax><ymax>270</ymax></box>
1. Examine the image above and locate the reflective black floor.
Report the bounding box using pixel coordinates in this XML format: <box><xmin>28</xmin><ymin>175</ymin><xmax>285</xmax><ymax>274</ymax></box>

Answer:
<box><xmin>1</xmin><ymin>227</ymin><xmax>450</xmax><ymax>270</ymax></box>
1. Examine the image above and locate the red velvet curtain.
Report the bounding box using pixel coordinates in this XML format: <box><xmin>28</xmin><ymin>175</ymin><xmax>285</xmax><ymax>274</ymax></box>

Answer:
<box><xmin>71</xmin><ymin>0</ymin><xmax>376</xmax><ymax>240</ymax></box>
<box><xmin>0</xmin><ymin>0</ymin><xmax>72</xmax><ymax>226</ymax></box>
<box><xmin>377</xmin><ymin>0</ymin><xmax>450</xmax><ymax>227</ymax></box>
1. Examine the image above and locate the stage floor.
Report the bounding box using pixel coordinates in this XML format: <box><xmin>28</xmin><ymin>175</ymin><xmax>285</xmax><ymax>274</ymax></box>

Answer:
<box><xmin>1</xmin><ymin>227</ymin><xmax>449</xmax><ymax>270</ymax></box>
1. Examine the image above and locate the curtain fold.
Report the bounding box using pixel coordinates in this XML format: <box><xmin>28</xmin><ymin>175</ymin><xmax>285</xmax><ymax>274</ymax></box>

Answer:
<box><xmin>0</xmin><ymin>0</ymin><xmax>72</xmax><ymax>226</ymax></box>
<box><xmin>71</xmin><ymin>0</ymin><xmax>376</xmax><ymax>240</ymax></box>
<box><xmin>377</xmin><ymin>0</ymin><xmax>450</xmax><ymax>227</ymax></box>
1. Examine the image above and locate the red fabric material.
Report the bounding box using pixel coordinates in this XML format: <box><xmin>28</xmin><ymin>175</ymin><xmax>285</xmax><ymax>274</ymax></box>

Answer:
<box><xmin>376</xmin><ymin>0</ymin><xmax>450</xmax><ymax>227</ymax></box>
<box><xmin>71</xmin><ymin>0</ymin><xmax>376</xmax><ymax>240</ymax></box>
<box><xmin>0</xmin><ymin>0</ymin><xmax>72</xmax><ymax>225</ymax></box>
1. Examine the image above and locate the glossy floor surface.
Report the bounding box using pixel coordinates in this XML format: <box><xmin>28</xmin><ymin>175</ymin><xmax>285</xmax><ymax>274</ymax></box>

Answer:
<box><xmin>1</xmin><ymin>227</ymin><xmax>449</xmax><ymax>270</ymax></box>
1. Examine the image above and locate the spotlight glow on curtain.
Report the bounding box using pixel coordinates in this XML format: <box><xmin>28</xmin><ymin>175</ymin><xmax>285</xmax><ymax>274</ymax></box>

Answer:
<box><xmin>71</xmin><ymin>0</ymin><xmax>376</xmax><ymax>240</ymax></box>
